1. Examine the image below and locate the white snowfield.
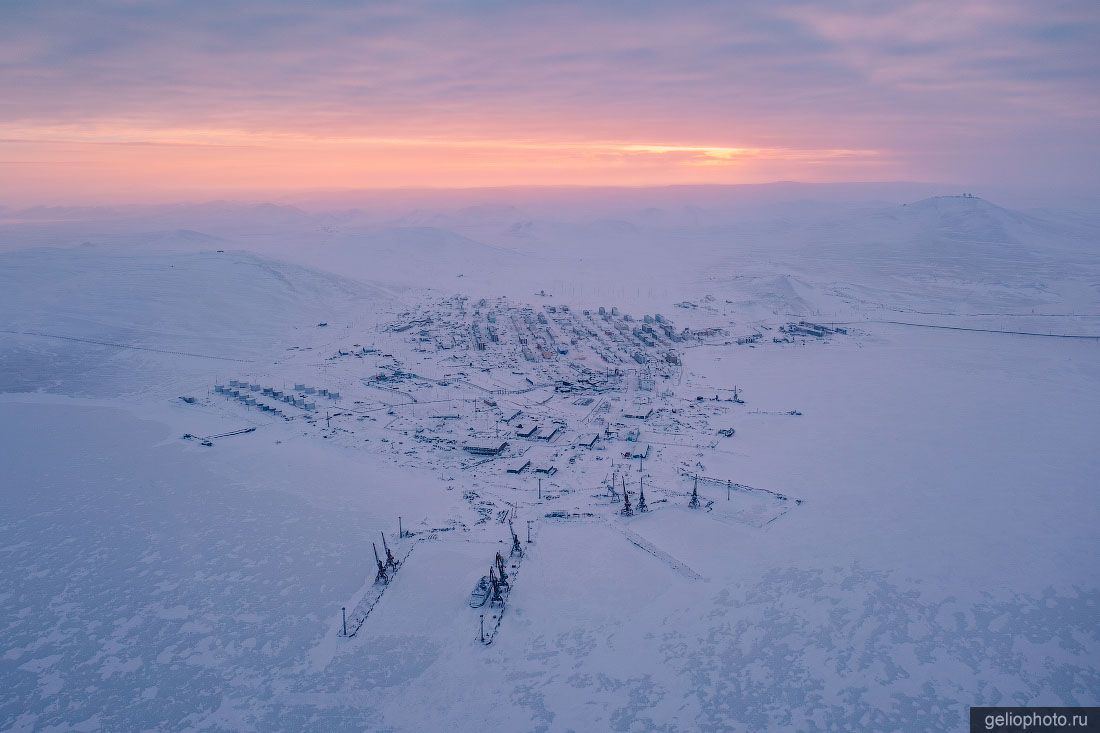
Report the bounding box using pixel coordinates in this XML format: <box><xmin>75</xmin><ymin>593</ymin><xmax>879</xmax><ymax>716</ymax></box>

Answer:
<box><xmin>1</xmin><ymin>190</ymin><xmax>1098</xmax><ymax>731</ymax></box>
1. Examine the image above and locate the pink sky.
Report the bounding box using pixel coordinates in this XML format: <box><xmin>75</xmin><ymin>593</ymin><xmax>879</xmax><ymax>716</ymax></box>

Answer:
<box><xmin>1</xmin><ymin>1</ymin><xmax>1097</xmax><ymax>204</ymax></box>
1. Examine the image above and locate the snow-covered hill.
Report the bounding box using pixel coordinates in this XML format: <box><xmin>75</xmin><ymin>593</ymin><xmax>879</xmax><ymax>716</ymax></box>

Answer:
<box><xmin>310</xmin><ymin>226</ymin><xmax>538</xmax><ymax>291</ymax></box>
<box><xmin>0</xmin><ymin>247</ymin><xmax>396</xmax><ymax>396</ymax></box>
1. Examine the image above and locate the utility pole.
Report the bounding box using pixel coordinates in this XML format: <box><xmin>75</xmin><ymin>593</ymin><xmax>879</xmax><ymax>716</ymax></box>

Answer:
<box><xmin>342</xmin><ymin>606</ymin><xmax>347</xmax><ymax>637</ymax></box>
<box><xmin>480</xmin><ymin>614</ymin><xmax>485</xmax><ymax>643</ymax></box>
<box><xmin>538</xmin><ymin>477</ymin><xmax>542</xmax><ymax>500</ymax></box>
<box><xmin>398</xmin><ymin>516</ymin><xmax>403</xmax><ymax>538</ymax></box>
<box><xmin>527</xmin><ymin>520</ymin><xmax>533</xmax><ymax>543</ymax></box>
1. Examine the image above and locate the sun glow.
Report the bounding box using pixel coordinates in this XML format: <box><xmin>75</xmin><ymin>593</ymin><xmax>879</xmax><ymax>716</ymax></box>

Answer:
<box><xmin>0</xmin><ymin>123</ymin><xmax>887</xmax><ymax>203</ymax></box>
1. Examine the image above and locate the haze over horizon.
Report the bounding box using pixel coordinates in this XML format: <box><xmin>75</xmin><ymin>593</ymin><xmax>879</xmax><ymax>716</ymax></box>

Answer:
<box><xmin>3</xmin><ymin>0</ymin><xmax>1099</xmax><ymax>205</ymax></box>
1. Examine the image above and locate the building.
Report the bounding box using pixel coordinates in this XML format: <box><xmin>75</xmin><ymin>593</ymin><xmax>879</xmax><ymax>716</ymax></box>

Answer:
<box><xmin>538</xmin><ymin>426</ymin><xmax>562</xmax><ymax>442</ymax></box>
<box><xmin>506</xmin><ymin>459</ymin><xmax>531</xmax><ymax>474</ymax></box>
<box><xmin>576</xmin><ymin>433</ymin><xmax>600</xmax><ymax>448</ymax></box>
<box><xmin>623</xmin><ymin>405</ymin><xmax>654</xmax><ymax>420</ymax></box>
<box><xmin>464</xmin><ymin>441</ymin><xmax>509</xmax><ymax>456</ymax></box>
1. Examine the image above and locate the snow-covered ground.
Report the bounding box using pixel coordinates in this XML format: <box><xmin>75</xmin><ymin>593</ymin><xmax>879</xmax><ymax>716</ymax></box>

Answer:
<box><xmin>1</xmin><ymin>191</ymin><xmax>1098</xmax><ymax>730</ymax></box>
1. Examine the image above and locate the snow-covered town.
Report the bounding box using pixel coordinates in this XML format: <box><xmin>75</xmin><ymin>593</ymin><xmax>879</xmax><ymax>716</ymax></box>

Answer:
<box><xmin>3</xmin><ymin>3</ymin><xmax>1099</xmax><ymax>731</ymax></box>
<box><xmin>192</xmin><ymin>296</ymin><xmax>825</xmax><ymax>645</ymax></box>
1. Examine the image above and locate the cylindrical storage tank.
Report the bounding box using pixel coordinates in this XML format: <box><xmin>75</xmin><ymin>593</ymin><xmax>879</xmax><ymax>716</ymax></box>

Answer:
<box><xmin>329</xmin><ymin>391</ymin><xmax>340</xmax><ymax>399</ymax></box>
<box><xmin>294</xmin><ymin>383</ymin><xmax>306</xmax><ymax>391</ymax></box>
<box><xmin>304</xmin><ymin>387</ymin><xmax>316</xmax><ymax>394</ymax></box>
<box><xmin>249</xmin><ymin>383</ymin><xmax>260</xmax><ymax>391</ymax></box>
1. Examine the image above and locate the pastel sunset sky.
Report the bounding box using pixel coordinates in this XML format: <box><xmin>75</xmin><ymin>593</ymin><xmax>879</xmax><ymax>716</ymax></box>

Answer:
<box><xmin>2</xmin><ymin>1</ymin><xmax>1098</xmax><ymax>203</ymax></box>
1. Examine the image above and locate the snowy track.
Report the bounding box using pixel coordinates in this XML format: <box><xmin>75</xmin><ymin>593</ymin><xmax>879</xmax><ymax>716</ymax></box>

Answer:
<box><xmin>617</xmin><ymin>525</ymin><xmax>705</xmax><ymax>581</ymax></box>
<box><xmin>825</xmin><ymin>320</ymin><xmax>1100</xmax><ymax>339</ymax></box>
<box><xmin>1</xmin><ymin>328</ymin><xmax>255</xmax><ymax>362</ymax></box>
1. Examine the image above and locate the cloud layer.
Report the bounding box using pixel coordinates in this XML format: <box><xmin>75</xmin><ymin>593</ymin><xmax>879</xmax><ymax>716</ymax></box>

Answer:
<box><xmin>1</xmin><ymin>0</ymin><xmax>1097</xmax><ymax>201</ymax></box>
